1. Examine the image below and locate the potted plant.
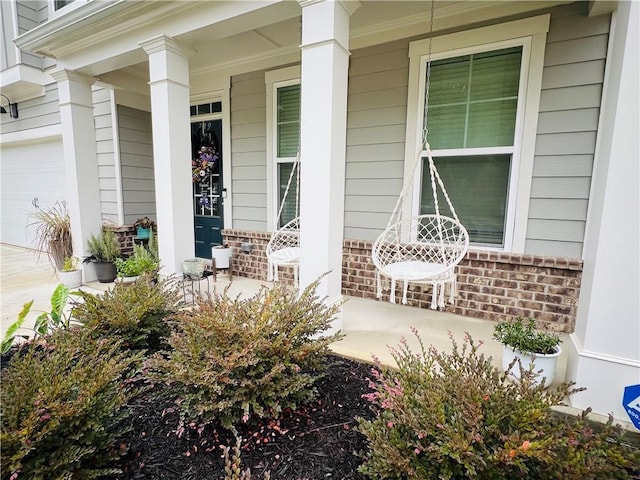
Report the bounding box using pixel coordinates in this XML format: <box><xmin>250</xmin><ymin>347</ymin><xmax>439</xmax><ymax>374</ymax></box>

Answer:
<box><xmin>493</xmin><ymin>317</ymin><xmax>562</xmax><ymax>386</ymax></box>
<box><xmin>133</xmin><ymin>216</ymin><xmax>155</xmax><ymax>239</ymax></box>
<box><xmin>115</xmin><ymin>244</ymin><xmax>159</xmax><ymax>284</ymax></box>
<box><xmin>29</xmin><ymin>201</ymin><xmax>73</xmax><ymax>271</ymax></box>
<box><xmin>58</xmin><ymin>256</ymin><xmax>82</xmax><ymax>288</ymax></box>
<box><xmin>85</xmin><ymin>229</ymin><xmax>120</xmax><ymax>283</ymax></box>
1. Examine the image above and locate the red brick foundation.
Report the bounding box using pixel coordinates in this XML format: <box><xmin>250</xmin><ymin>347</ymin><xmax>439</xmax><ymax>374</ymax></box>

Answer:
<box><xmin>104</xmin><ymin>225</ymin><xmax>137</xmax><ymax>257</ymax></box>
<box><xmin>223</xmin><ymin>230</ymin><xmax>582</xmax><ymax>333</ymax></box>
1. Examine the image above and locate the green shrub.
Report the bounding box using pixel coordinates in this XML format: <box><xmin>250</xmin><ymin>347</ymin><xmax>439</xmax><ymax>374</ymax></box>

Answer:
<box><xmin>357</xmin><ymin>330</ymin><xmax>640</xmax><ymax>480</ymax></box>
<box><xmin>1</xmin><ymin>328</ymin><xmax>142</xmax><ymax>479</ymax></box>
<box><xmin>493</xmin><ymin>317</ymin><xmax>561</xmax><ymax>355</ymax></box>
<box><xmin>147</xmin><ymin>280</ymin><xmax>343</xmax><ymax>429</ymax></box>
<box><xmin>115</xmin><ymin>243</ymin><xmax>159</xmax><ymax>277</ymax></box>
<box><xmin>73</xmin><ymin>276</ymin><xmax>180</xmax><ymax>352</ymax></box>
<box><xmin>86</xmin><ymin>229</ymin><xmax>120</xmax><ymax>263</ymax></box>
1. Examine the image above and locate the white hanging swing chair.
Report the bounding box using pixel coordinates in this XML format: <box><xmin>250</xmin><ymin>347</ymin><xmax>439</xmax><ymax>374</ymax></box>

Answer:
<box><xmin>372</xmin><ymin>3</ymin><xmax>469</xmax><ymax>308</ymax></box>
<box><xmin>266</xmin><ymin>151</ymin><xmax>300</xmax><ymax>286</ymax></box>
<box><xmin>371</xmin><ymin>146</ymin><xmax>469</xmax><ymax>308</ymax></box>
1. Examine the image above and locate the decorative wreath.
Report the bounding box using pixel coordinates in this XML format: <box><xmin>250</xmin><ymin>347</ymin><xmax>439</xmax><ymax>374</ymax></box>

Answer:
<box><xmin>192</xmin><ymin>146</ymin><xmax>219</xmax><ymax>183</ymax></box>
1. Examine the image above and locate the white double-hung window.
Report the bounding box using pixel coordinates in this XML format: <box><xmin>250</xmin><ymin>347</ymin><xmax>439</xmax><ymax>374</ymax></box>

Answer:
<box><xmin>266</xmin><ymin>66</ymin><xmax>301</xmax><ymax>230</ymax></box>
<box><xmin>406</xmin><ymin>15</ymin><xmax>549</xmax><ymax>251</ymax></box>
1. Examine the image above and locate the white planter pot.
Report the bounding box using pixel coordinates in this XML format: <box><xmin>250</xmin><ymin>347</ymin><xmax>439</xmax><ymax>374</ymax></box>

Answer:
<box><xmin>58</xmin><ymin>269</ymin><xmax>82</xmax><ymax>288</ymax></box>
<box><xmin>502</xmin><ymin>344</ymin><xmax>562</xmax><ymax>386</ymax></box>
<box><xmin>212</xmin><ymin>246</ymin><xmax>232</xmax><ymax>269</ymax></box>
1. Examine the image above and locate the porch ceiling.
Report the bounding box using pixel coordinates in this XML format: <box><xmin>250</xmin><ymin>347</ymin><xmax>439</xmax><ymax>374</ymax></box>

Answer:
<box><xmin>16</xmin><ymin>0</ymin><xmax>573</xmax><ymax>93</ymax></box>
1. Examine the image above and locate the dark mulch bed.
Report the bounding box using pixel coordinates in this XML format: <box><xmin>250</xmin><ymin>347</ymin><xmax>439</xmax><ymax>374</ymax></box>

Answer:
<box><xmin>114</xmin><ymin>356</ymin><xmax>376</xmax><ymax>480</ymax></box>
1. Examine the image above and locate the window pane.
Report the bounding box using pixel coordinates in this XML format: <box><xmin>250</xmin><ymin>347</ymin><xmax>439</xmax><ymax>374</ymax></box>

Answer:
<box><xmin>277</xmin><ymin>85</ymin><xmax>300</xmax><ymax>157</ymax></box>
<box><xmin>425</xmin><ymin>46</ymin><xmax>522</xmax><ymax>149</ymax></box>
<box><xmin>278</xmin><ymin>162</ymin><xmax>298</xmax><ymax>227</ymax></box>
<box><xmin>427</xmin><ymin>55</ymin><xmax>470</xmax><ymax>106</ymax></box>
<box><xmin>212</xmin><ymin>102</ymin><xmax>222</xmax><ymax>113</ymax></box>
<box><xmin>427</xmin><ymin>105</ymin><xmax>466</xmax><ymax>149</ymax></box>
<box><xmin>197</xmin><ymin>103</ymin><xmax>211</xmax><ymax>115</ymax></box>
<box><xmin>467</xmin><ymin>99</ymin><xmax>518</xmax><ymax>147</ymax></box>
<box><xmin>470</xmin><ymin>47</ymin><xmax>521</xmax><ymax>102</ymax></box>
<box><xmin>420</xmin><ymin>155</ymin><xmax>511</xmax><ymax>246</ymax></box>
<box><xmin>55</xmin><ymin>0</ymin><xmax>75</xmax><ymax>10</ymax></box>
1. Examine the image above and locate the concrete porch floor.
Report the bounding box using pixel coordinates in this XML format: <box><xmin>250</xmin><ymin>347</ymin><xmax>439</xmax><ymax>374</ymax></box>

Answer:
<box><xmin>0</xmin><ymin>243</ymin><xmax>567</xmax><ymax>383</ymax></box>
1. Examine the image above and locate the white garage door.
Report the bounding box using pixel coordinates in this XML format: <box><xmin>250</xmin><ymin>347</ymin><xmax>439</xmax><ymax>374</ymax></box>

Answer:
<box><xmin>1</xmin><ymin>139</ymin><xmax>65</xmax><ymax>248</ymax></box>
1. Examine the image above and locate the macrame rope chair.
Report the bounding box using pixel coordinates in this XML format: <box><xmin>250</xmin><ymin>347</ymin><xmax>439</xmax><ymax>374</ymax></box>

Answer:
<box><xmin>265</xmin><ymin>151</ymin><xmax>301</xmax><ymax>285</ymax></box>
<box><xmin>371</xmin><ymin>0</ymin><xmax>469</xmax><ymax>308</ymax></box>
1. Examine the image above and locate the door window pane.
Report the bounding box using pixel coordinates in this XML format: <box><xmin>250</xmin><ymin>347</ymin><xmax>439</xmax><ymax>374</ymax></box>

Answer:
<box><xmin>421</xmin><ymin>155</ymin><xmax>511</xmax><ymax>246</ymax></box>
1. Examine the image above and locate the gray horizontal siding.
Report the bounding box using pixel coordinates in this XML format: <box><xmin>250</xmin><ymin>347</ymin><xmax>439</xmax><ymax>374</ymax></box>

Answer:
<box><xmin>117</xmin><ymin>105</ymin><xmax>156</xmax><ymax>225</ymax></box>
<box><xmin>0</xmin><ymin>83</ymin><xmax>60</xmax><ymax>134</ymax></box>
<box><xmin>15</xmin><ymin>0</ymin><xmax>46</xmax><ymax>69</ymax></box>
<box><xmin>93</xmin><ymin>87</ymin><xmax>118</xmax><ymax>224</ymax></box>
<box><xmin>344</xmin><ymin>39</ymin><xmax>409</xmax><ymax>241</ymax></box>
<box><xmin>527</xmin><ymin>5</ymin><xmax>609</xmax><ymax>258</ymax></box>
<box><xmin>230</xmin><ymin>70</ymin><xmax>267</xmax><ymax>231</ymax></box>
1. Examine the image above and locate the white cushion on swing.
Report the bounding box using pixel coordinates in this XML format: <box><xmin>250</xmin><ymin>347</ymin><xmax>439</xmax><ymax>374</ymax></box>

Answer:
<box><xmin>269</xmin><ymin>246</ymin><xmax>300</xmax><ymax>265</ymax></box>
<box><xmin>384</xmin><ymin>260</ymin><xmax>452</xmax><ymax>282</ymax></box>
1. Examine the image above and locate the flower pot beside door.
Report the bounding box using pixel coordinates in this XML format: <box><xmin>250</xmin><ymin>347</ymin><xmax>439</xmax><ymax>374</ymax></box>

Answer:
<box><xmin>493</xmin><ymin>317</ymin><xmax>563</xmax><ymax>387</ymax></box>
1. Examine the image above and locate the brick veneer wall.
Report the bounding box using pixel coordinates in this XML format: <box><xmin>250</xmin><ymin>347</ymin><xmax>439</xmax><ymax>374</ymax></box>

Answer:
<box><xmin>223</xmin><ymin>230</ymin><xmax>582</xmax><ymax>333</ymax></box>
<box><xmin>104</xmin><ymin>225</ymin><xmax>137</xmax><ymax>257</ymax></box>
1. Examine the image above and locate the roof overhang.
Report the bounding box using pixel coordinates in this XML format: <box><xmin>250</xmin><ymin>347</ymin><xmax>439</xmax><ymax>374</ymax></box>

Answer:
<box><xmin>0</xmin><ymin>65</ymin><xmax>50</xmax><ymax>103</ymax></box>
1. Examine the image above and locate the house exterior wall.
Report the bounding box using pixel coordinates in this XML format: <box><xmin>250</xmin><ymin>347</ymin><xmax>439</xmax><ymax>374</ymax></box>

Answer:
<box><xmin>229</xmin><ymin>70</ymin><xmax>268</xmax><ymax>231</ymax></box>
<box><xmin>117</xmin><ymin>105</ymin><xmax>156</xmax><ymax>225</ymax></box>
<box><xmin>0</xmin><ymin>82</ymin><xmax>60</xmax><ymax>134</ymax></box>
<box><xmin>345</xmin><ymin>39</ymin><xmax>409</xmax><ymax>240</ymax></box>
<box><xmin>221</xmin><ymin>4</ymin><xmax>612</xmax><ymax>332</ymax></box>
<box><xmin>526</xmin><ymin>6</ymin><xmax>610</xmax><ymax>258</ymax></box>
<box><xmin>225</xmin><ymin>4</ymin><xmax>607</xmax><ymax>260</ymax></box>
<box><xmin>93</xmin><ymin>86</ymin><xmax>117</xmax><ymax>225</ymax></box>
<box><xmin>15</xmin><ymin>0</ymin><xmax>47</xmax><ymax>69</ymax></box>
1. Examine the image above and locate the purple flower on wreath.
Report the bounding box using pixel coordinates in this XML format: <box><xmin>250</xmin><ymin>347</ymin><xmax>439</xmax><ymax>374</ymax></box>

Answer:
<box><xmin>192</xmin><ymin>146</ymin><xmax>219</xmax><ymax>183</ymax></box>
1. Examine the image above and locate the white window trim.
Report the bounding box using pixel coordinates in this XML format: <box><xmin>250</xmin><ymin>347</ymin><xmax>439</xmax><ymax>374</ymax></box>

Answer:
<box><xmin>265</xmin><ymin>65</ymin><xmax>300</xmax><ymax>232</ymax></box>
<box><xmin>404</xmin><ymin>14</ymin><xmax>549</xmax><ymax>252</ymax></box>
<box><xmin>47</xmin><ymin>0</ymin><xmax>86</xmax><ymax>19</ymax></box>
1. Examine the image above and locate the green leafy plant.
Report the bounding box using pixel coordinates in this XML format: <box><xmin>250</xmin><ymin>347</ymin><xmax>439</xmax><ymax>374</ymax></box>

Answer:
<box><xmin>493</xmin><ymin>317</ymin><xmax>561</xmax><ymax>355</ymax></box>
<box><xmin>1</xmin><ymin>301</ymin><xmax>34</xmax><ymax>354</ymax></box>
<box><xmin>86</xmin><ymin>228</ymin><xmax>120</xmax><ymax>263</ymax></box>
<box><xmin>147</xmin><ymin>279</ymin><xmax>343</xmax><ymax>429</ymax></box>
<box><xmin>73</xmin><ymin>276</ymin><xmax>180</xmax><ymax>352</ymax></box>
<box><xmin>29</xmin><ymin>201</ymin><xmax>73</xmax><ymax>271</ymax></box>
<box><xmin>115</xmin><ymin>244</ymin><xmax>159</xmax><ymax>278</ymax></box>
<box><xmin>61</xmin><ymin>256</ymin><xmax>79</xmax><ymax>272</ymax></box>
<box><xmin>357</xmin><ymin>330</ymin><xmax>639</xmax><ymax>479</ymax></box>
<box><xmin>0</xmin><ymin>284</ymin><xmax>78</xmax><ymax>354</ymax></box>
<box><xmin>1</xmin><ymin>328</ymin><xmax>143</xmax><ymax>479</ymax></box>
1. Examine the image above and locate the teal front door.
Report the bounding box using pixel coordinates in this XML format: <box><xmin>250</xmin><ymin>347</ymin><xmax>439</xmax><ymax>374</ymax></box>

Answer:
<box><xmin>192</xmin><ymin>119</ymin><xmax>224</xmax><ymax>258</ymax></box>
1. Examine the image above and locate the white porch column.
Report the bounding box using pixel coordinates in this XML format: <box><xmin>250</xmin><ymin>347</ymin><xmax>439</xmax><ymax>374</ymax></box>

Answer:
<box><xmin>567</xmin><ymin>1</ymin><xmax>639</xmax><ymax>423</ymax></box>
<box><xmin>140</xmin><ymin>36</ymin><xmax>195</xmax><ymax>276</ymax></box>
<box><xmin>50</xmin><ymin>69</ymin><xmax>102</xmax><ymax>281</ymax></box>
<box><xmin>298</xmin><ymin>0</ymin><xmax>359</xmax><ymax>306</ymax></box>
